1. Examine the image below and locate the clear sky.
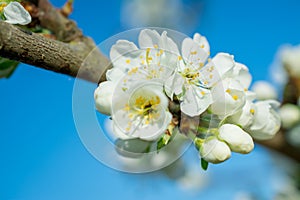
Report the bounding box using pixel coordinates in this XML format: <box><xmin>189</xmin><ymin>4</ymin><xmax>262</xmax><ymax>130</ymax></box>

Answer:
<box><xmin>1</xmin><ymin>0</ymin><xmax>300</xmax><ymax>199</ymax></box>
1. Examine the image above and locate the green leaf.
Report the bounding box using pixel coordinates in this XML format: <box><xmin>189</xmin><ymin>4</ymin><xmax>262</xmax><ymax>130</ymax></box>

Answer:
<box><xmin>156</xmin><ymin>133</ymin><xmax>171</xmax><ymax>152</ymax></box>
<box><xmin>201</xmin><ymin>158</ymin><xmax>209</xmax><ymax>171</ymax></box>
<box><xmin>0</xmin><ymin>57</ymin><xmax>19</xmax><ymax>78</ymax></box>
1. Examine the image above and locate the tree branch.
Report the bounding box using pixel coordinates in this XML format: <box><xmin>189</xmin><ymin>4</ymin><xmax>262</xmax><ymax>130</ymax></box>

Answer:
<box><xmin>256</xmin><ymin>132</ymin><xmax>300</xmax><ymax>163</ymax></box>
<box><xmin>0</xmin><ymin>0</ymin><xmax>299</xmax><ymax>163</ymax></box>
<box><xmin>0</xmin><ymin>21</ymin><xmax>109</xmax><ymax>83</ymax></box>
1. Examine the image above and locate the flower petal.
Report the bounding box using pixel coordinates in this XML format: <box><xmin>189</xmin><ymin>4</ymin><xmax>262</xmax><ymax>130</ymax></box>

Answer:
<box><xmin>110</xmin><ymin>40</ymin><xmax>141</xmax><ymax>71</ymax></box>
<box><xmin>211</xmin><ymin>53</ymin><xmax>235</xmax><ymax>79</ymax></box>
<box><xmin>4</xmin><ymin>2</ymin><xmax>31</xmax><ymax>25</ymax></box>
<box><xmin>182</xmin><ymin>37</ymin><xmax>209</xmax><ymax>68</ymax></box>
<box><xmin>193</xmin><ymin>33</ymin><xmax>210</xmax><ymax>53</ymax></box>
<box><xmin>164</xmin><ymin>72</ymin><xmax>184</xmax><ymax>99</ymax></box>
<box><xmin>180</xmin><ymin>85</ymin><xmax>212</xmax><ymax>117</ymax></box>
<box><xmin>232</xmin><ymin>62</ymin><xmax>252</xmax><ymax>89</ymax></box>
<box><xmin>138</xmin><ymin>29</ymin><xmax>161</xmax><ymax>49</ymax></box>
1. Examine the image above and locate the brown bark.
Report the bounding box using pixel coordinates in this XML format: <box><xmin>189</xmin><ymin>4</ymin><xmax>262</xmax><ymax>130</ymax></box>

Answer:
<box><xmin>0</xmin><ymin>21</ymin><xmax>110</xmax><ymax>83</ymax></box>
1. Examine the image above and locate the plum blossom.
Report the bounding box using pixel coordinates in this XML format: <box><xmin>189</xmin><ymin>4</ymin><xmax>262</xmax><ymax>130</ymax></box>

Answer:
<box><xmin>94</xmin><ymin>28</ymin><xmax>281</xmax><ymax>167</ymax></box>
<box><xmin>112</xmin><ymin>81</ymin><xmax>172</xmax><ymax>141</ymax></box>
<box><xmin>246</xmin><ymin>100</ymin><xmax>281</xmax><ymax>140</ymax></box>
<box><xmin>165</xmin><ymin>33</ymin><xmax>236</xmax><ymax>117</ymax></box>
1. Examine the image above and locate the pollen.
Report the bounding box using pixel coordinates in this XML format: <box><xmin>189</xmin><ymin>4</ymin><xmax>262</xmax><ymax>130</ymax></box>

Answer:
<box><xmin>209</xmin><ymin>74</ymin><xmax>213</xmax><ymax>79</ymax></box>
<box><xmin>154</xmin><ymin>44</ymin><xmax>158</xmax><ymax>49</ymax></box>
<box><xmin>250</xmin><ymin>109</ymin><xmax>255</xmax><ymax>114</ymax></box>
<box><xmin>124</xmin><ymin>104</ymin><xmax>130</xmax><ymax>111</ymax></box>
<box><xmin>199</xmin><ymin>62</ymin><xmax>204</xmax><ymax>67</ymax></box>
<box><xmin>201</xmin><ymin>91</ymin><xmax>206</xmax><ymax>95</ymax></box>
<box><xmin>226</xmin><ymin>89</ymin><xmax>231</xmax><ymax>93</ymax></box>
<box><xmin>0</xmin><ymin>3</ymin><xmax>7</xmax><ymax>12</ymax></box>
<box><xmin>178</xmin><ymin>56</ymin><xmax>182</xmax><ymax>60</ymax></box>
<box><xmin>128</xmin><ymin>67</ymin><xmax>138</xmax><ymax>75</ymax></box>
<box><xmin>125</xmin><ymin>59</ymin><xmax>131</xmax><ymax>64</ymax></box>
<box><xmin>244</xmin><ymin>88</ymin><xmax>248</xmax><ymax>91</ymax></box>
<box><xmin>190</xmin><ymin>51</ymin><xmax>197</xmax><ymax>55</ymax></box>
<box><xmin>232</xmin><ymin>95</ymin><xmax>238</xmax><ymax>100</ymax></box>
<box><xmin>200</xmin><ymin>44</ymin><xmax>205</xmax><ymax>48</ymax></box>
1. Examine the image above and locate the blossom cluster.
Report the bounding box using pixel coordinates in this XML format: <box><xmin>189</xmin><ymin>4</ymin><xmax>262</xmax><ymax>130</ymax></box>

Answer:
<box><xmin>0</xmin><ymin>1</ymin><xmax>31</xmax><ymax>25</ymax></box>
<box><xmin>94</xmin><ymin>29</ymin><xmax>281</xmax><ymax>165</ymax></box>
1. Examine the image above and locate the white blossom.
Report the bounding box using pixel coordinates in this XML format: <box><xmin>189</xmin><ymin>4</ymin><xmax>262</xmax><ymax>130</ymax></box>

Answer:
<box><xmin>210</xmin><ymin>61</ymin><xmax>253</xmax><ymax>117</ymax></box>
<box><xmin>246</xmin><ymin>100</ymin><xmax>281</xmax><ymax>140</ymax></box>
<box><xmin>2</xmin><ymin>2</ymin><xmax>31</xmax><ymax>25</ymax></box>
<box><xmin>280</xmin><ymin>44</ymin><xmax>300</xmax><ymax>77</ymax></box>
<box><xmin>218</xmin><ymin>124</ymin><xmax>254</xmax><ymax>154</ymax></box>
<box><xmin>251</xmin><ymin>81</ymin><xmax>278</xmax><ymax>100</ymax></box>
<box><xmin>279</xmin><ymin>104</ymin><xmax>300</xmax><ymax>129</ymax></box>
<box><xmin>165</xmin><ymin>33</ymin><xmax>236</xmax><ymax>117</ymax></box>
<box><xmin>199</xmin><ymin>137</ymin><xmax>231</xmax><ymax>164</ymax></box>
<box><xmin>112</xmin><ymin>82</ymin><xmax>172</xmax><ymax>141</ymax></box>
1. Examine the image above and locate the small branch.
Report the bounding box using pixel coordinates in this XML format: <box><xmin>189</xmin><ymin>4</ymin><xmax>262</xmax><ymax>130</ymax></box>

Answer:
<box><xmin>256</xmin><ymin>132</ymin><xmax>300</xmax><ymax>163</ymax></box>
<box><xmin>0</xmin><ymin>21</ymin><xmax>109</xmax><ymax>83</ymax></box>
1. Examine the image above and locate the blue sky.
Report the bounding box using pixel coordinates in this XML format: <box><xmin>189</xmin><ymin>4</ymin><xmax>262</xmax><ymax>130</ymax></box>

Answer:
<box><xmin>1</xmin><ymin>0</ymin><xmax>300</xmax><ymax>199</ymax></box>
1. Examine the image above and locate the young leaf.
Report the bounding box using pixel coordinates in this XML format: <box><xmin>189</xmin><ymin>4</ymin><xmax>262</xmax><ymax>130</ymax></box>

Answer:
<box><xmin>0</xmin><ymin>57</ymin><xmax>19</xmax><ymax>78</ymax></box>
<box><xmin>201</xmin><ymin>158</ymin><xmax>209</xmax><ymax>171</ymax></box>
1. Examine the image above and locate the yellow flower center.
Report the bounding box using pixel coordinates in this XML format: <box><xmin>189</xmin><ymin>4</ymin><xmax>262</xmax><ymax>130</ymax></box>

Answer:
<box><xmin>125</xmin><ymin>95</ymin><xmax>161</xmax><ymax>128</ymax></box>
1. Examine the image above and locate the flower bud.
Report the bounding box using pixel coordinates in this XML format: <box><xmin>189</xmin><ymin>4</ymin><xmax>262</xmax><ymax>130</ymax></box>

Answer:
<box><xmin>94</xmin><ymin>81</ymin><xmax>114</xmax><ymax>115</ymax></box>
<box><xmin>279</xmin><ymin>104</ymin><xmax>300</xmax><ymax>129</ymax></box>
<box><xmin>199</xmin><ymin>137</ymin><xmax>231</xmax><ymax>164</ymax></box>
<box><xmin>218</xmin><ymin>124</ymin><xmax>254</xmax><ymax>154</ymax></box>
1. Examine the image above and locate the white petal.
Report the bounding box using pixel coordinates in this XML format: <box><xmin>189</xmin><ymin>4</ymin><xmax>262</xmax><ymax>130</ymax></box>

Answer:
<box><xmin>200</xmin><ymin>137</ymin><xmax>231</xmax><ymax>164</ymax></box>
<box><xmin>138</xmin><ymin>29</ymin><xmax>161</xmax><ymax>49</ymax></box>
<box><xmin>138</xmin><ymin>111</ymin><xmax>172</xmax><ymax>141</ymax></box>
<box><xmin>182</xmin><ymin>37</ymin><xmax>209</xmax><ymax>68</ymax></box>
<box><xmin>218</xmin><ymin>124</ymin><xmax>254</xmax><ymax>154</ymax></box>
<box><xmin>211</xmin><ymin>53</ymin><xmax>235</xmax><ymax>79</ymax></box>
<box><xmin>250</xmin><ymin>101</ymin><xmax>272</xmax><ymax>130</ymax></box>
<box><xmin>4</xmin><ymin>2</ymin><xmax>31</xmax><ymax>25</ymax></box>
<box><xmin>180</xmin><ymin>85</ymin><xmax>212</xmax><ymax>117</ymax></box>
<box><xmin>106</xmin><ymin>68</ymin><xmax>125</xmax><ymax>82</ymax></box>
<box><xmin>94</xmin><ymin>81</ymin><xmax>115</xmax><ymax>115</ymax></box>
<box><xmin>193</xmin><ymin>33</ymin><xmax>210</xmax><ymax>53</ymax></box>
<box><xmin>232</xmin><ymin>62</ymin><xmax>252</xmax><ymax>89</ymax></box>
<box><xmin>159</xmin><ymin>31</ymin><xmax>180</xmax><ymax>55</ymax></box>
<box><xmin>164</xmin><ymin>72</ymin><xmax>184</xmax><ymax>99</ymax></box>
<box><xmin>112</xmin><ymin>121</ymin><xmax>132</xmax><ymax>140</ymax></box>
<box><xmin>247</xmin><ymin>100</ymin><xmax>281</xmax><ymax>140</ymax></box>
<box><xmin>228</xmin><ymin>100</ymin><xmax>255</xmax><ymax>127</ymax></box>
<box><xmin>110</xmin><ymin>40</ymin><xmax>141</xmax><ymax>71</ymax></box>
<box><xmin>210</xmin><ymin>79</ymin><xmax>246</xmax><ymax>116</ymax></box>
